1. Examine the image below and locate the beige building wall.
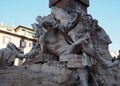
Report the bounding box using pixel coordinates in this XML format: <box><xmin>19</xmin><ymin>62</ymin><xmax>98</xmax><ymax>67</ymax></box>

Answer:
<box><xmin>24</xmin><ymin>39</ymin><xmax>33</xmax><ymax>53</ymax></box>
<box><xmin>0</xmin><ymin>32</ymin><xmax>21</xmax><ymax>48</ymax></box>
<box><xmin>0</xmin><ymin>25</ymin><xmax>35</xmax><ymax>53</ymax></box>
<box><xmin>0</xmin><ymin>25</ymin><xmax>36</xmax><ymax>66</ymax></box>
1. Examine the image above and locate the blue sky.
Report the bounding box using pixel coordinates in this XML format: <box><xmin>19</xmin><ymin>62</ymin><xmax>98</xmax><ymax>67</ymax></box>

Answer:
<box><xmin>88</xmin><ymin>0</ymin><xmax>120</xmax><ymax>51</ymax></box>
<box><xmin>0</xmin><ymin>0</ymin><xmax>120</xmax><ymax>51</ymax></box>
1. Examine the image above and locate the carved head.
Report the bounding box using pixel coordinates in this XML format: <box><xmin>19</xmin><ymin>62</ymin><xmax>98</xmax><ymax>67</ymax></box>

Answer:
<box><xmin>36</xmin><ymin>16</ymin><xmax>42</xmax><ymax>24</ymax></box>
<box><xmin>32</xmin><ymin>23</ymin><xmax>44</xmax><ymax>37</ymax></box>
<box><xmin>42</xmin><ymin>18</ymin><xmax>57</xmax><ymax>31</ymax></box>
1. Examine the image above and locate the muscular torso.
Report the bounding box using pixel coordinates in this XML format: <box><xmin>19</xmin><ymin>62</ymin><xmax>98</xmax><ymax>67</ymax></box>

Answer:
<box><xmin>45</xmin><ymin>30</ymin><xmax>70</xmax><ymax>55</ymax></box>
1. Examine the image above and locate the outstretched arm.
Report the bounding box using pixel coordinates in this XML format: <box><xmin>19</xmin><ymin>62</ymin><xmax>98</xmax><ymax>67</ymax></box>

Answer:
<box><xmin>39</xmin><ymin>34</ymin><xmax>48</xmax><ymax>53</ymax></box>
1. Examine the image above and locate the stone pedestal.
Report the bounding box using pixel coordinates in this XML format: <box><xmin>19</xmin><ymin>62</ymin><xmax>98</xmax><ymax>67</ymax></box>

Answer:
<box><xmin>60</xmin><ymin>54</ymin><xmax>83</xmax><ymax>68</ymax></box>
<box><xmin>0</xmin><ymin>63</ymin><xmax>71</xmax><ymax>86</ymax></box>
<box><xmin>49</xmin><ymin>0</ymin><xmax>89</xmax><ymax>12</ymax></box>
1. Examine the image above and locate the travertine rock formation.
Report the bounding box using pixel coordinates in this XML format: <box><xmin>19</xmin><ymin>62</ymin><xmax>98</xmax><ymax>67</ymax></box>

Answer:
<box><xmin>0</xmin><ymin>0</ymin><xmax>120</xmax><ymax>86</ymax></box>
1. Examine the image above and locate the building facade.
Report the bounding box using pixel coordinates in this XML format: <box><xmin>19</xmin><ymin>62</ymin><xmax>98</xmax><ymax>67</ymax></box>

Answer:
<box><xmin>0</xmin><ymin>24</ymin><xmax>36</xmax><ymax>65</ymax></box>
<box><xmin>0</xmin><ymin>24</ymin><xmax>36</xmax><ymax>53</ymax></box>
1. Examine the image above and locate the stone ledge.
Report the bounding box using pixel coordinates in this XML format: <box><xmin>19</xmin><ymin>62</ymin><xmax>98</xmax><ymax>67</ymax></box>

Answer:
<box><xmin>60</xmin><ymin>54</ymin><xmax>82</xmax><ymax>62</ymax></box>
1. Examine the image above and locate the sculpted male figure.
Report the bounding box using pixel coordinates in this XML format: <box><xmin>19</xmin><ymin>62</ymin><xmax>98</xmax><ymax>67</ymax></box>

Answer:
<box><xmin>0</xmin><ymin>42</ymin><xmax>23</xmax><ymax>67</ymax></box>
<box><xmin>0</xmin><ymin>42</ymin><xmax>40</xmax><ymax>67</ymax></box>
<box><xmin>39</xmin><ymin>11</ymin><xmax>119</xmax><ymax>86</ymax></box>
<box><xmin>40</xmin><ymin>12</ymin><xmax>80</xmax><ymax>54</ymax></box>
<box><xmin>40</xmin><ymin>12</ymin><xmax>119</xmax><ymax>66</ymax></box>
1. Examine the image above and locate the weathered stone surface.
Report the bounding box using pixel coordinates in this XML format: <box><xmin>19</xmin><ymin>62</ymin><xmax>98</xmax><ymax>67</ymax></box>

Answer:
<box><xmin>79</xmin><ymin>0</ymin><xmax>89</xmax><ymax>6</ymax></box>
<box><xmin>0</xmin><ymin>63</ymin><xmax>71</xmax><ymax>86</ymax></box>
<box><xmin>49</xmin><ymin>0</ymin><xmax>89</xmax><ymax>12</ymax></box>
<box><xmin>49</xmin><ymin>0</ymin><xmax>69</xmax><ymax>9</ymax></box>
<box><xmin>0</xmin><ymin>64</ymin><xmax>120</xmax><ymax>86</ymax></box>
<box><xmin>67</xmin><ymin>61</ymin><xmax>82</xmax><ymax>68</ymax></box>
<box><xmin>51</xmin><ymin>7</ymin><xmax>72</xmax><ymax>24</ymax></box>
<box><xmin>60</xmin><ymin>54</ymin><xmax>83</xmax><ymax>68</ymax></box>
<box><xmin>0</xmin><ymin>0</ymin><xmax>120</xmax><ymax>86</ymax></box>
<box><xmin>24</xmin><ymin>53</ymin><xmax>55</xmax><ymax>65</ymax></box>
<box><xmin>60</xmin><ymin>54</ymin><xmax>82</xmax><ymax>62</ymax></box>
<box><xmin>28</xmin><ymin>62</ymin><xmax>72</xmax><ymax>83</ymax></box>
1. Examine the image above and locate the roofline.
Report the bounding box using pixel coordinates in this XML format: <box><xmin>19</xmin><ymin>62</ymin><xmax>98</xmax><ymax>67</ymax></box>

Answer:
<box><xmin>15</xmin><ymin>25</ymin><xmax>34</xmax><ymax>32</ymax></box>
<box><xmin>0</xmin><ymin>29</ymin><xmax>36</xmax><ymax>42</ymax></box>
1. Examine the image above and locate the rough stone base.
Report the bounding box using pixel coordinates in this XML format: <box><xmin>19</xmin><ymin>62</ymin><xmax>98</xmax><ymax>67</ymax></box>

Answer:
<box><xmin>0</xmin><ymin>63</ymin><xmax>120</xmax><ymax>86</ymax></box>
<box><xmin>0</xmin><ymin>62</ymin><xmax>71</xmax><ymax>86</ymax></box>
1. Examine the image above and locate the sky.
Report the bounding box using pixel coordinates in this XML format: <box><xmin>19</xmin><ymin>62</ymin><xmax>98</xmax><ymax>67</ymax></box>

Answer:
<box><xmin>0</xmin><ymin>0</ymin><xmax>120</xmax><ymax>51</ymax></box>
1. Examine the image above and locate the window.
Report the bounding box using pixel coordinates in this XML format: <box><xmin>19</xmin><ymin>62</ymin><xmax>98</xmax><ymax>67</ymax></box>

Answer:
<box><xmin>20</xmin><ymin>39</ymin><xmax>26</xmax><ymax>48</ymax></box>
<box><xmin>3</xmin><ymin>36</ymin><xmax>10</xmax><ymax>44</ymax></box>
<box><xmin>29</xmin><ymin>42</ymin><xmax>33</xmax><ymax>48</ymax></box>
